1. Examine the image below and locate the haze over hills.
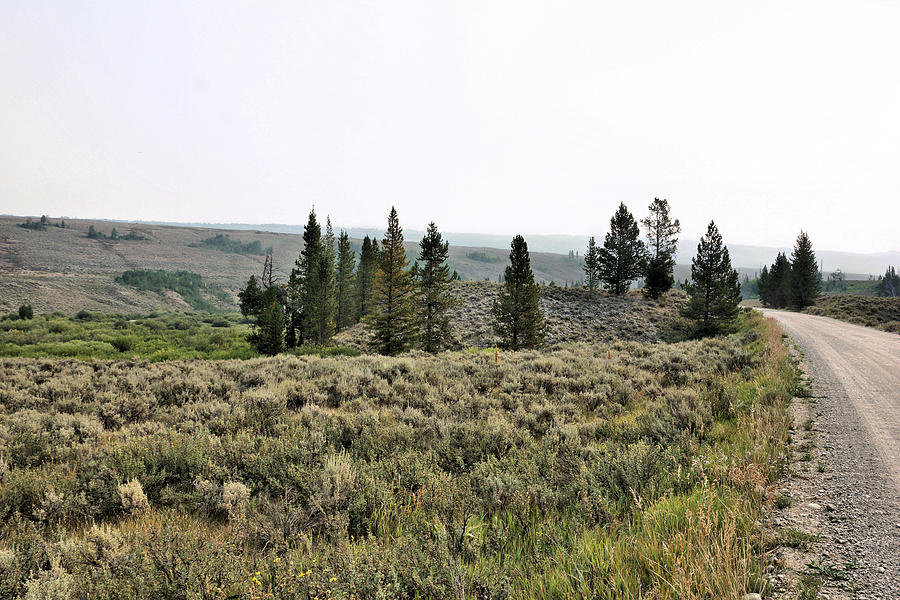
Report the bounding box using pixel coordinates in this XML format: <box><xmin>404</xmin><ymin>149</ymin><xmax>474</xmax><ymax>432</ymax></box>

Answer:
<box><xmin>139</xmin><ymin>219</ymin><xmax>896</xmax><ymax>276</ymax></box>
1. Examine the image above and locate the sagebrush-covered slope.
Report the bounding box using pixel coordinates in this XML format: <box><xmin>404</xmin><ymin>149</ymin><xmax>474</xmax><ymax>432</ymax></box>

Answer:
<box><xmin>804</xmin><ymin>294</ymin><xmax>900</xmax><ymax>333</ymax></box>
<box><xmin>335</xmin><ymin>280</ymin><xmax>690</xmax><ymax>350</ymax></box>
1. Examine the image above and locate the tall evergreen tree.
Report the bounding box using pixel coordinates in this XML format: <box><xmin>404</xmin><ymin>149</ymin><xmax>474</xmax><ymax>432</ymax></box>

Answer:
<box><xmin>238</xmin><ymin>275</ymin><xmax>264</xmax><ymax>317</ymax></box>
<box><xmin>789</xmin><ymin>230</ymin><xmax>819</xmax><ymax>309</ymax></box>
<box><xmin>238</xmin><ymin>275</ymin><xmax>287</xmax><ymax>355</ymax></box>
<box><xmin>682</xmin><ymin>221</ymin><xmax>742</xmax><ymax>335</ymax></box>
<box><xmin>583</xmin><ymin>236</ymin><xmax>600</xmax><ymax>298</ymax></box>
<box><xmin>598</xmin><ymin>203</ymin><xmax>649</xmax><ymax>295</ymax></box>
<box><xmin>284</xmin><ymin>267</ymin><xmax>301</xmax><ymax>348</ymax></box>
<box><xmin>315</xmin><ymin>217</ymin><xmax>337</xmax><ymax>342</ymax></box>
<box><xmin>288</xmin><ymin>209</ymin><xmax>334</xmax><ymax>345</ymax></box>
<box><xmin>249</xmin><ymin>296</ymin><xmax>286</xmax><ymax>355</ymax></box>
<box><xmin>416</xmin><ymin>222</ymin><xmax>455</xmax><ymax>352</ymax></box>
<box><xmin>757</xmin><ymin>265</ymin><xmax>772</xmax><ymax>306</ymax></box>
<box><xmin>492</xmin><ymin>235</ymin><xmax>545</xmax><ymax>349</ymax></box>
<box><xmin>641</xmin><ymin>197</ymin><xmax>681</xmax><ymax>299</ymax></box>
<box><xmin>767</xmin><ymin>252</ymin><xmax>792</xmax><ymax>308</ymax></box>
<box><xmin>373</xmin><ymin>207</ymin><xmax>417</xmax><ymax>355</ymax></box>
<box><xmin>356</xmin><ymin>236</ymin><xmax>379</xmax><ymax>319</ymax></box>
<box><xmin>335</xmin><ymin>231</ymin><xmax>357</xmax><ymax>331</ymax></box>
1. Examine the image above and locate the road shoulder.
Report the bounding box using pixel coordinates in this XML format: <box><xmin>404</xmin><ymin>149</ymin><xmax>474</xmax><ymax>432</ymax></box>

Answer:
<box><xmin>769</xmin><ymin>341</ymin><xmax>899</xmax><ymax>599</ymax></box>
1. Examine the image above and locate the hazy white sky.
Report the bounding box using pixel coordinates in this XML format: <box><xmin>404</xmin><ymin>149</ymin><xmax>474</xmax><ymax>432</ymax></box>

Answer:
<box><xmin>2</xmin><ymin>1</ymin><xmax>899</xmax><ymax>252</ymax></box>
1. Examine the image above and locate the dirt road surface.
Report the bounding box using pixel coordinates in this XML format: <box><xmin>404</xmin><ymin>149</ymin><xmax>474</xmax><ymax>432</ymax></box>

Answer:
<box><xmin>762</xmin><ymin>309</ymin><xmax>900</xmax><ymax>598</ymax></box>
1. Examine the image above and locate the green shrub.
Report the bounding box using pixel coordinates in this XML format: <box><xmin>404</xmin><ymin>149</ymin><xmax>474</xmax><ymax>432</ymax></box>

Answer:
<box><xmin>18</xmin><ymin>305</ymin><xmax>33</xmax><ymax>320</ymax></box>
<box><xmin>109</xmin><ymin>336</ymin><xmax>134</xmax><ymax>353</ymax></box>
<box><xmin>188</xmin><ymin>233</ymin><xmax>270</xmax><ymax>255</ymax></box>
<box><xmin>115</xmin><ymin>269</ymin><xmax>225</xmax><ymax>312</ymax></box>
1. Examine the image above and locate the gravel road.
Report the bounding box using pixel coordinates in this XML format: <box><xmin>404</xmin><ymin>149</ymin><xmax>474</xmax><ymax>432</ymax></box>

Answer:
<box><xmin>761</xmin><ymin>309</ymin><xmax>900</xmax><ymax>598</ymax></box>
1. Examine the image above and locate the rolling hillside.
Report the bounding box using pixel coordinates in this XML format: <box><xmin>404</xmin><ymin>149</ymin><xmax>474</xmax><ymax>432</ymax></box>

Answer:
<box><xmin>0</xmin><ymin>215</ymin><xmax>587</xmax><ymax>314</ymax></box>
<box><xmin>334</xmin><ymin>280</ymin><xmax>689</xmax><ymax>350</ymax></box>
<box><xmin>6</xmin><ymin>214</ymin><xmax>881</xmax><ymax>316</ymax></box>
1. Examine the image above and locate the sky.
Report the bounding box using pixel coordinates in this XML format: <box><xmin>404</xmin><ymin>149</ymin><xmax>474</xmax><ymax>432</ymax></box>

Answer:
<box><xmin>1</xmin><ymin>1</ymin><xmax>899</xmax><ymax>253</ymax></box>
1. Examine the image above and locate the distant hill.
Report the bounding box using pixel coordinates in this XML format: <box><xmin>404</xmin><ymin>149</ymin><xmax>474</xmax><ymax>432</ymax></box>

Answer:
<box><xmin>0</xmin><ymin>216</ymin><xmax>586</xmax><ymax>314</ymax></box>
<box><xmin>139</xmin><ymin>219</ymin><xmax>898</xmax><ymax>276</ymax></box>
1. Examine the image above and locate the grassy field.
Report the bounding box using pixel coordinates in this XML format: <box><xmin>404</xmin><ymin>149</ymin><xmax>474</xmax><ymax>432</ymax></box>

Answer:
<box><xmin>805</xmin><ymin>294</ymin><xmax>900</xmax><ymax>333</ymax></box>
<box><xmin>0</xmin><ymin>312</ymin><xmax>797</xmax><ymax>599</ymax></box>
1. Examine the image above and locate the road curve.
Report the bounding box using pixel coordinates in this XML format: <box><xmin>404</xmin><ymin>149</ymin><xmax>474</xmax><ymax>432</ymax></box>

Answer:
<box><xmin>761</xmin><ymin>309</ymin><xmax>900</xmax><ymax>596</ymax></box>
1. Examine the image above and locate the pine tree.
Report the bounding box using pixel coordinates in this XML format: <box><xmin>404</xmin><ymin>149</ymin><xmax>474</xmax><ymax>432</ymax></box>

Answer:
<box><xmin>641</xmin><ymin>198</ymin><xmax>680</xmax><ymax>299</ymax></box>
<box><xmin>373</xmin><ymin>207</ymin><xmax>417</xmax><ymax>355</ymax></box>
<box><xmin>682</xmin><ymin>221</ymin><xmax>742</xmax><ymax>335</ymax></box>
<box><xmin>768</xmin><ymin>253</ymin><xmax>792</xmax><ymax>308</ymax></box>
<box><xmin>335</xmin><ymin>231</ymin><xmax>357</xmax><ymax>331</ymax></box>
<box><xmin>492</xmin><ymin>235</ymin><xmax>545</xmax><ymax>349</ymax></box>
<box><xmin>758</xmin><ymin>265</ymin><xmax>772</xmax><ymax>306</ymax></box>
<box><xmin>249</xmin><ymin>296</ymin><xmax>286</xmax><ymax>355</ymax></box>
<box><xmin>239</xmin><ymin>275</ymin><xmax>287</xmax><ymax>354</ymax></box>
<box><xmin>416</xmin><ymin>222</ymin><xmax>455</xmax><ymax>352</ymax></box>
<box><xmin>289</xmin><ymin>210</ymin><xmax>330</xmax><ymax>345</ymax></box>
<box><xmin>583</xmin><ymin>236</ymin><xmax>600</xmax><ymax>298</ymax></box>
<box><xmin>315</xmin><ymin>217</ymin><xmax>337</xmax><ymax>342</ymax></box>
<box><xmin>598</xmin><ymin>203</ymin><xmax>649</xmax><ymax>295</ymax></box>
<box><xmin>356</xmin><ymin>236</ymin><xmax>379</xmax><ymax>319</ymax></box>
<box><xmin>238</xmin><ymin>275</ymin><xmax>264</xmax><ymax>317</ymax></box>
<box><xmin>789</xmin><ymin>230</ymin><xmax>819</xmax><ymax>309</ymax></box>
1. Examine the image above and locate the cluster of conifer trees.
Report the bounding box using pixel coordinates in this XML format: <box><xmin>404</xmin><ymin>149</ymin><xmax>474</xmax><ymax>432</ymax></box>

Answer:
<box><xmin>582</xmin><ymin>197</ymin><xmax>743</xmax><ymax>334</ymax></box>
<box><xmin>239</xmin><ymin>200</ymin><xmax>754</xmax><ymax>354</ymax></box>
<box><xmin>758</xmin><ymin>231</ymin><xmax>820</xmax><ymax>309</ymax></box>
<box><xmin>876</xmin><ymin>266</ymin><xmax>899</xmax><ymax>297</ymax></box>
<box><xmin>238</xmin><ymin>207</ymin><xmax>459</xmax><ymax>355</ymax></box>
<box><xmin>582</xmin><ymin>198</ymin><xmax>682</xmax><ymax>299</ymax></box>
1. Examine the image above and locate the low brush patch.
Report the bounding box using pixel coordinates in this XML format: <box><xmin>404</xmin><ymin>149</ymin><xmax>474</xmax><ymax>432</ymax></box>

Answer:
<box><xmin>805</xmin><ymin>294</ymin><xmax>900</xmax><ymax>333</ymax></box>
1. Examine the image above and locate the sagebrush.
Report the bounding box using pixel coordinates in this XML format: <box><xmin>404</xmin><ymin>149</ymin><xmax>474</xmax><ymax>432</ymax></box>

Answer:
<box><xmin>0</xmin><ymin>313</ymin><xmax>796</xmax><ymax>599</ymax></box>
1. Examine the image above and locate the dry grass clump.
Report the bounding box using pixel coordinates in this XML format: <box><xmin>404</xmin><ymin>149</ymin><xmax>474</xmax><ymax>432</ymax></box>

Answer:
<box><xmin>0</xmin><ymin>313</ymin><xmax>796</xmax><ymax>598</ymax></box>
<box><xmin>335</xmin><ymin>280</ymin><xmax>691</xmax><ymax>350</ymax></box>
<box><xmin>804</xmin><ymin>294</ymin><xmax>900</xmax><ymax>332</ymax></box>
